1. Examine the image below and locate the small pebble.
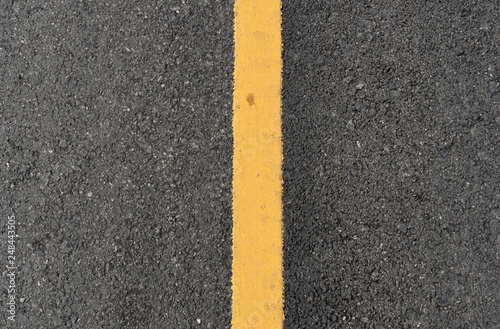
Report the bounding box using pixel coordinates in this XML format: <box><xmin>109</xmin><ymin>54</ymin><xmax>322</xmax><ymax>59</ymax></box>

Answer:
<box><xmin>40</xmin><ymin>173</ymin><xmax>50</xmax><ymax>188</ymax></box>
<box><xmin>366</xmin><ymin>108</ymin><xmax>376</xmax><ymax>117</ymax></box>
<box><xmin>489</xmin><ymin>81</ymin><xmax>498</xmax><ymax>95</ymax></box>
<box><xmin>343</xmin><ymin>76</ymin><xmax>353</xmax><ymax>84</ymax></box>
<box><xmin>346</xmin><ymin>120</ymin><xmax>355</xmax><ymax>132</ymax></box>
<box><xmin>480</xmin><ymin>21</ymin><xmax>490</xmax><ymax>31</ymax></box>
<box><xmin>390</xmin><ymin>90</ymin><xmax>401</xmax><ymax>98</ymax></box>
<box><xmin>438</xmin><ymin>298</ymin><xmax>449</xmax><ymax>307</ymax></box>
<box><xmin>487</xmin><ymin>64</ymin><xmax>497</xmax><ymax>79</ymax></box>
<box><xmin>453</xmin><ymin>19</ymin><xmax>463</xmax><ymax>29</ymax></box>
<box><xmin>455</xmin><ymin>46</ymin><xmax>464</xmax><ymax>56</ymax></box>
<box><xmin>60</xmin><ymin>241</ymin><xmax>71</xmax><ymax>253</ymax></box>
<box><xmin>399</xmin><ymin>224</ymin><xmax>408</xmax><ymax>234</ymax></box>
<box><xmin>355</xmin><ymin>102</ymin><xmax>366</xmax><ymax>111</ymax></box>
<box><xmin>443</xmin><ymin>140</ymin><xmax>453</xmax><ymax>148</ymax></box>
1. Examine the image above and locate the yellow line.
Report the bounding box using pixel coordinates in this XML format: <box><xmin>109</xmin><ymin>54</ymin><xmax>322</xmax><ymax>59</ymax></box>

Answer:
<box><xmin>232</xmin><ymin>0</ymin><xmax>283</xmax><ymax>328</ymax></box>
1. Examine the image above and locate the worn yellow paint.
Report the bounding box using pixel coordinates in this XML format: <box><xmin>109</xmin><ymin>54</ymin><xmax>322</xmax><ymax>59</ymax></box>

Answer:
<box><xmin>232</xmin><ymin>0</ymin><xmax>283</xmax><ymax>328</ymax></box>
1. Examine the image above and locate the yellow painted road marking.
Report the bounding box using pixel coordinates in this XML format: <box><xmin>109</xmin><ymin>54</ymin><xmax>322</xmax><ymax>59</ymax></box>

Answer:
<box><xmin>232</xmin><ymin>0</ymin><xmax>283</xmax><ymax>328</ymax></box>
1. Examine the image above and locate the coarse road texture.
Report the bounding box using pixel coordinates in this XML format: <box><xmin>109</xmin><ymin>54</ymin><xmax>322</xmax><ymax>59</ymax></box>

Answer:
<box><xmin>0</xmin><ymin>1</ymin><xmax>499</xmax><ymax>329</ymax></box>
<box><xmin>1</xmin><ymin>1</ymin><xmax>233</xmax><ymax>328</ymax></box>
<box><xmin>282</xmin><ymin>1</ymin><xmax>499</xmax><ymax>328</ymax></box>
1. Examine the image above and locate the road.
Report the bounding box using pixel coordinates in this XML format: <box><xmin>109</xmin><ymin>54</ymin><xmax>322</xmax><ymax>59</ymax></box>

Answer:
<box><xmin>1</xmin><ymin>0</ymin><xmax>499</xmax><ymax>328</ymax></box>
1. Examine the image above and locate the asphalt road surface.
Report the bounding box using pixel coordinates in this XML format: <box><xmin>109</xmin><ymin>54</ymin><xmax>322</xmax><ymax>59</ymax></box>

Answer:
<box><xmin>1</xmin><ymin>0</ymin><xmax>499</xmax><ymax>328</ymax></box>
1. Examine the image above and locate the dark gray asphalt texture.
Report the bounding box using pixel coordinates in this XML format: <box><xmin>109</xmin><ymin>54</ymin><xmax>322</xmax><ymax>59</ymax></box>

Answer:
<box><xmin>282</xmin><ymin>1</ymin><xmax>499</xmax><ymax>328</ymax></box>
<box><xmin>1</xmin><ymin>0</ymin><xmax>499</xmax><ymax>329</ymax></box>
<box><xmin>1</xmin><ymin>1</ymin><xmax>233</xmax><ymax>328</ymax></box>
